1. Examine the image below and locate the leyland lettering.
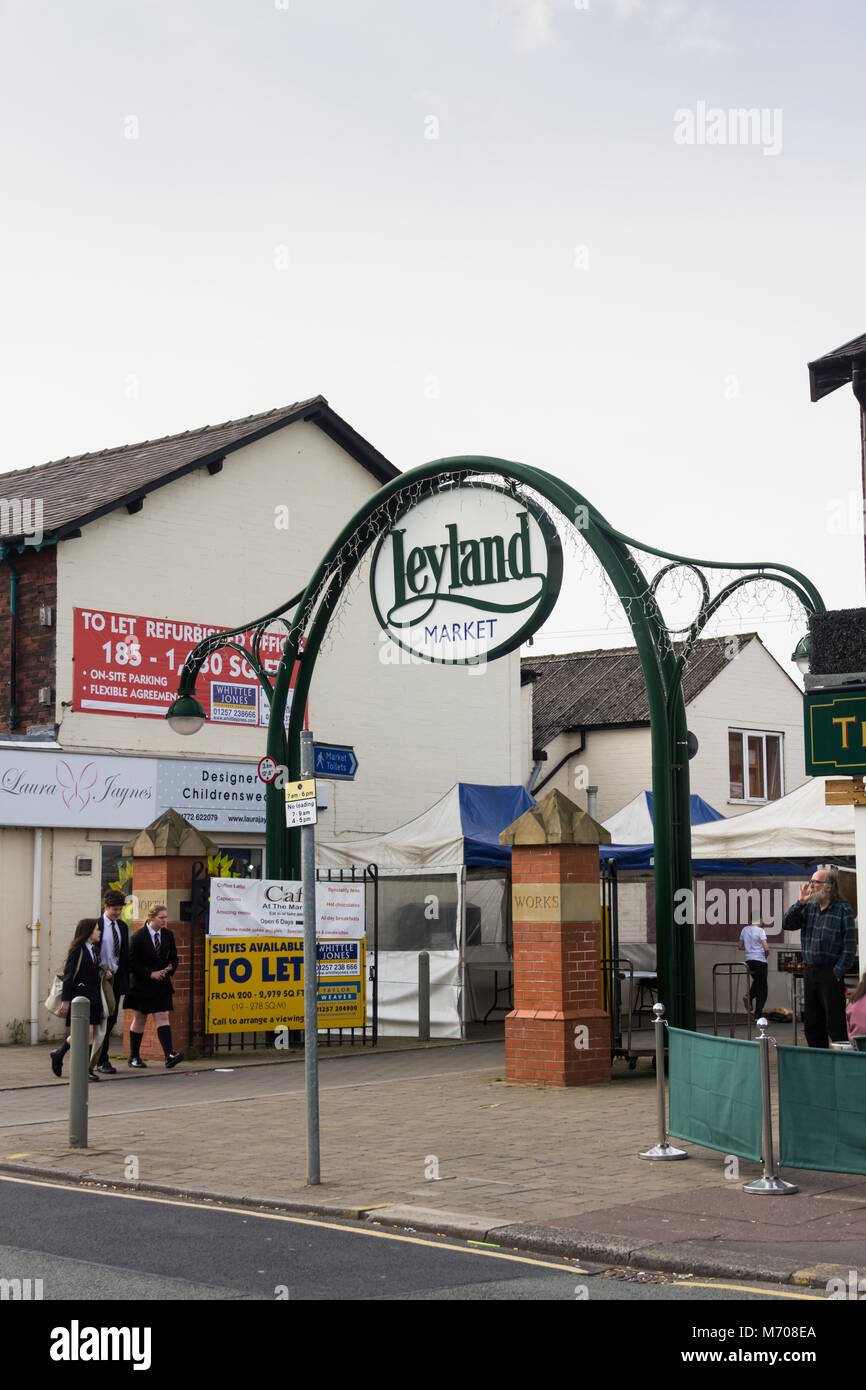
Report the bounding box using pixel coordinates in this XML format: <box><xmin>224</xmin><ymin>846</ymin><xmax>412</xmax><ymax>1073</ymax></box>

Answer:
<box><xmin>387</xmin><ymin>511</ymin><xmax>541</xmax><ymax>626</ymax></box>
<box><xmin>370</xmin><ymin>482</ymin><xmax>562</xmax><ymax>665</ymax></box>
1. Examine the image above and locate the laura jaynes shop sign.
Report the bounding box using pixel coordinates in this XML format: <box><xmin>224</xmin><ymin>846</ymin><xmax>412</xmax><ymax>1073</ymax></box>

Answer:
<box><xmin>371</xmin><ymin>483</ymin><xmax>562</xmax><ymax>664</ymax></box>
<box><xmin>0</xmin><ymin>751</ymin><xmax>154</xmax><ymax>828</ymax></box>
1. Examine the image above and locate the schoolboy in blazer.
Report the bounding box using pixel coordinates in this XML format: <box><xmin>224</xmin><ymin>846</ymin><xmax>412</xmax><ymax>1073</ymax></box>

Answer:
<box><xmin>95</xmin><ymin>889</ymin><xmax>130</xmax><ymax>1073</ymax></box>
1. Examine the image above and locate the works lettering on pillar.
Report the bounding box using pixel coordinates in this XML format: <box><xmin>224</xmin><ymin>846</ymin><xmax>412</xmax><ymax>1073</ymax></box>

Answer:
<box><xmin>371</xmin><ymin>483</ymin><xmax>562</xmax><ymax>664</ymax></box>
<box><xmin>73</xmin><ymin>607</ymin><xmax>302</xmax><ymax>727</ymax></box>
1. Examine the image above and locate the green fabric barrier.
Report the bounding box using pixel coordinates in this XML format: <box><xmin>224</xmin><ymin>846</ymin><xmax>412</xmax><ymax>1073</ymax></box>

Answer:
<box><xmin>667</xmin><ymin>1027</ymin><xmax>762</xmax><ymax>1160</ymax></box>
<box><xmin>777</xmin><ymin>1045</ymin><xmax>866</xmax><ymax>1175</ymax></box>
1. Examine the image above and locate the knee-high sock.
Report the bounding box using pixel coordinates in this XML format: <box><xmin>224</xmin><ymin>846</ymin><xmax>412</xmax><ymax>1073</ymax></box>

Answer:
<box><xmin>157</xmin><ymin>1025</ymin><xmax>174</xmax><ymax>1059</ymax></box>
<box><xmin>129</xmin><ymin>1030</ymin><xmax>143</xmax><ymax>1061</ymax></box>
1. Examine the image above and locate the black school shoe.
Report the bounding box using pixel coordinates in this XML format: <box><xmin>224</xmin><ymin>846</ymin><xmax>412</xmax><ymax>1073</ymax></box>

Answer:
<box><xmin>127</xmin><ymin>1057</ymin><xmax>147</xmax><ymax>1068</ymax></box>
<box><xmin>50</xmin><ymin>1049</ymin><xmax>64</xmax><ymax>1077</ymax></box>
<box><xmin>165</xmin><ymin>1052</ymin><xmax>185</xmax><ymax>1069</ymax></box>
<box><xmin>88</xmin><ymin>1070</ymin><xmax>101</xmax><ymax>1082</ymax></box>
<box><xmin>97</xmin><ymin>1061</ymin><xmax>117</xmax><ymax>1074</ymax></box>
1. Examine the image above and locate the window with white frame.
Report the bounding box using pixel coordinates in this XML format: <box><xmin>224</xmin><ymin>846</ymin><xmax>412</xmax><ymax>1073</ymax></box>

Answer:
<box><xmin>728</xmin><ymin>730</ymin><xmax>783</xmax><ymax>803</ymax></box>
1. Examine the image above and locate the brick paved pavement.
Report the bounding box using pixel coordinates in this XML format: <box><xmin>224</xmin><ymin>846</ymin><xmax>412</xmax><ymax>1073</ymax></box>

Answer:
<box><xmin>1</xmin><ymin>1038</ymin><xmax>864</xmax><ymax>1288</ymax></box>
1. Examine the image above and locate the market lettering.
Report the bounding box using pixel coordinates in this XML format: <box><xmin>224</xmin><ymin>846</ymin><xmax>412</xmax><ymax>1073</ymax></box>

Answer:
<box><xmin>387</xmin><ymin>512</ymin><xmax>541</xmax><ymax>625</ymax></box>
<box><xmin>424</xmin><ymin>619</ymin><xmax>498</xmax><ymax>644</ymax></box>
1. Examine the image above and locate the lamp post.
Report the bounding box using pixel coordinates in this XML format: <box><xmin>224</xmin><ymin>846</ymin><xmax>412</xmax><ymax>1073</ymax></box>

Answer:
<box><xmin>166</xmin><ymin>592</ymin><xmax>303</xmax><ymax>875</ymax></box>
<box><xmin>792</xmin><ymin>634</ymin><xmax>811</xmax><ymax>676</ymax></box>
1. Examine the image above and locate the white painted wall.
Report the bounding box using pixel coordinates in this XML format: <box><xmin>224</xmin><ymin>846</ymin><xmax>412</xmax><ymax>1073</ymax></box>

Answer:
<box><xmin>685</xmin><ymin>637</ymin><xmax>806</xmax><ymax>818</ymax></box>
<box><xmin>55</xmin><ymin>422</ymin><xmax>523</xmax><ymax>837</ymax></box>
<box><xmin>527</xmin><ymin>637</ymin><xmax>805</xmax><ymax>824</ymax></box>
<box><xmin>532</xmin><ymin>726</ymin><xmax>652</xmax><ymax>822</ymax></box>
<box><xmin>2</xmin><ymin>422</ymin><xmax>528</xmax><ymax>1036</ymax></box>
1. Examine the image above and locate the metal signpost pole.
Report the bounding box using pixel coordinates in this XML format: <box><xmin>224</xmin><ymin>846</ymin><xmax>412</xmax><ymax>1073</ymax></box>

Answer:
<box><xmin>301</xmin><ymin>730</ymin><xmax>321</xmax><ymax>1185</ymax></box>
<box><xmin>68</xmin><ymin>996</ymin><xmax>89</xmax><ymax>1149</ymax></box>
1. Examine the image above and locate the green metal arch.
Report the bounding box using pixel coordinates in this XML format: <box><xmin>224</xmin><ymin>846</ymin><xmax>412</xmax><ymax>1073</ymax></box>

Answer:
<box><xmin>260</xmin><ymin>457</ymin><xmax>823</xmax><ymax>1029</ymax></box>
<box><xmin>172</xmin><ymin>456</ymin><xmax>824</xmax><ymax>1029</ymax></box>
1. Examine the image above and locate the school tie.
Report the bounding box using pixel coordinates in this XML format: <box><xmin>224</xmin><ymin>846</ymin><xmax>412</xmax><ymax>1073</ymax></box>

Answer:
<box><xmin>113</xmin><ymin>922</ymin><xmax>120</xmax><ymax>954</ymax></box>
<box><xmin>153</xmin><ymin>930</ymin><xmax>161</xmax><ymax>958</ymax></box>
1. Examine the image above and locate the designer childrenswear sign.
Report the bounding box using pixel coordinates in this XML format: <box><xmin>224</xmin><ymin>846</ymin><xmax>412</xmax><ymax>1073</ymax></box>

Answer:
<box><xmin>370</xmin><ymin>483</ymin><xmax>562</xmax><ymax>664</ymax></box>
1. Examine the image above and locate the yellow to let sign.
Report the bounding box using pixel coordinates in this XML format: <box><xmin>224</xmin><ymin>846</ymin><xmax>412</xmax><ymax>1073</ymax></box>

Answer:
<box><xmin>205</xmin><ymin>936</ymin><xmax>366</xmax><ymax>1034</ymax></box>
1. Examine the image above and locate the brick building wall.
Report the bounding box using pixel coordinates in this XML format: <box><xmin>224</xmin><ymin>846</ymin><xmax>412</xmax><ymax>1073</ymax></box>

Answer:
<box><xmin>0</xmin><ymin>546</ymin><xmax>57</xmax><ymax>734</ymax></box>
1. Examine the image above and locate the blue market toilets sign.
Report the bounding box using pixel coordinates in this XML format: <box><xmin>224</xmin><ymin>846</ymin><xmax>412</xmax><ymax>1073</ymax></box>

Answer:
<box><xmin>371</xmin><ymin>483</ymin><xmax>562</xmax><ymax>663</ymax></box>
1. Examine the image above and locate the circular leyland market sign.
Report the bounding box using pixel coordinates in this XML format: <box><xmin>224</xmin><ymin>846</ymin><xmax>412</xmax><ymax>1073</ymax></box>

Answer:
<box><xmin>371</xmin><ymin>483</ymin><xmax>563</xmax><ymax>664</ymax></box>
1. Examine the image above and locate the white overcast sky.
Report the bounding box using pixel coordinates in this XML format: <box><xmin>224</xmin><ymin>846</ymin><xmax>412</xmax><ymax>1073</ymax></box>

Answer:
<box><xmin>1</xmin><ymin>0</ymin><xmax>864</xmax><ymax>673</ymax></box>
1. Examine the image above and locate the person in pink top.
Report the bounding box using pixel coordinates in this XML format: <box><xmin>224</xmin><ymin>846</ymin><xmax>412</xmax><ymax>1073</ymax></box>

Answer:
<box><xmin>846</xmin><ymin>974</ymin><xmax>866</xmax><ymax>1041</ymax></box>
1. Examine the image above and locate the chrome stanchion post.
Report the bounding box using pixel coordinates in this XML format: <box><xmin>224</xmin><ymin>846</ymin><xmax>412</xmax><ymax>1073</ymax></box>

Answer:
<box><xmin>640</xmin><ymin>1003</ymin><xmax>687</xmax><ymax>1160</ymax></box>
<box><xmin>68</xmin><ymin>995</ymin><xmax>89</xmax><ymax>1150</ymax></box>
<box><xmin>743</xmin><ymin>1017</ymin><xmax>798</xmax><ymax>1195</ymax></box>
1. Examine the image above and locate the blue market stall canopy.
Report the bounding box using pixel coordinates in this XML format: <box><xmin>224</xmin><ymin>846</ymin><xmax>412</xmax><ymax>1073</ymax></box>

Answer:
<box><xmin>317</xmin><ymin>783</ymin><xmax>536</xmax><ymax>874</ymax></box>
<box><xmin>601</xmin><ymin>790</ymin><xmax>724</xmax><ymax>872</ymax></box>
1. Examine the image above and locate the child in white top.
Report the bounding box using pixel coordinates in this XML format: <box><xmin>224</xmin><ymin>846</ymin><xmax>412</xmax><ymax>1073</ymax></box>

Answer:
<box><xmin>738</xmin><ymin>920</ymin><xmax>769</xmax><ymax>1016</ymax></box>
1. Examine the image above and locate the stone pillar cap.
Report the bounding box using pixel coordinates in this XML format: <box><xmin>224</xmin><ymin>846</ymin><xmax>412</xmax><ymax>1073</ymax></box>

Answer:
<box><xmin>124</xmin><ymin>807</ymin><xmax>218</xmax><ymax>858</ymax></box>
<box><xmin>499</xmin><ymin>788</ymin><xmax>611</xmax><ymax>846</ymax></box>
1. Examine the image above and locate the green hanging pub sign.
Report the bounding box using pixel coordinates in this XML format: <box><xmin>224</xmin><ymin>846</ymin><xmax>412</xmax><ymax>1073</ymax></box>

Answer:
<box><xmin>804</xmin><ymin>686</ymin><xmax>866</xmax><ymax>775</ymax></box>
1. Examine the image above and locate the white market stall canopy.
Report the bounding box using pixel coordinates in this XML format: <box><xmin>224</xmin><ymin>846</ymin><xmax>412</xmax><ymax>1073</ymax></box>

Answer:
<box><xmin>689</xmin><ymin>776</ymin><xmax>855</xmax><ymax>864</ymax></box>
<box><xmin>317</xmin><ymin>782</ymin><xmax>534</xmax><ymax>875</ymax></box>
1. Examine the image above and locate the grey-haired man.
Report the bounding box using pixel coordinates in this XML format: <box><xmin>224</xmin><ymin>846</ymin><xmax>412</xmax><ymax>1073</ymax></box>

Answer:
<box><xmin>783</xmin><ymin>868</ymin><xmax>855</xmax><ymax>1048</ymax></box>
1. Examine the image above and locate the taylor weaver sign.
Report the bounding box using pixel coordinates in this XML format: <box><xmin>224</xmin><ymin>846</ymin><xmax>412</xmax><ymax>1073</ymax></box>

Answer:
<box><xmin>371</xmin><ymin>483</ymin><xmax>562</xmax><ymax>664</ymax></box>
<box><xmin>73</xmin><ymin>607</ymin><xmax>303</xmax><ymax>727</ymax></box>
<box><xmin>804</xmin><ymin>687</ymin><xmax>866</xmax><ymax>775</ymax></box>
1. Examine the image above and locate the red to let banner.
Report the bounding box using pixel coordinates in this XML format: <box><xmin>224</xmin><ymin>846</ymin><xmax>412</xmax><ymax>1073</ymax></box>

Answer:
<box><xmin>73</xmin><ymin>607</ymin><xmax>304</xmax><ymax>727</ymax></box>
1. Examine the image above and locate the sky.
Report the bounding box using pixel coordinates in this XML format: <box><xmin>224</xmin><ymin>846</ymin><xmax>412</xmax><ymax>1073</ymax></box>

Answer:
<box><xmin>2</xmin><ymin>0</ymin><xmax>865</xmax><ymax>674</ymax></box>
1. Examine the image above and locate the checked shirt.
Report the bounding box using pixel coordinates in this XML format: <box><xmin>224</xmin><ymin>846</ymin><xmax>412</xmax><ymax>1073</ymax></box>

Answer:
<box><xmin>783</xmin><ymin>898</ymin><xmax>856</xmax><ymax>978</ymax></box>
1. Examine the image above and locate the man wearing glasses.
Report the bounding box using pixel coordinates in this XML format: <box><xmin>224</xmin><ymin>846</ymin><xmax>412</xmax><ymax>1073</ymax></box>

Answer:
<box><xmin>783</xmin><ymin>868</ymin><xmax>856</xmax><ymax>1047</ymax></box>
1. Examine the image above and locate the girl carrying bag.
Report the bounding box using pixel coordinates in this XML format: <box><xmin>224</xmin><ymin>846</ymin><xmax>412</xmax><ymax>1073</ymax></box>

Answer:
<box><xmin>44</xmin><ymin>949</ymin><xmax>83</xmax><ymax>1017</ymax></box>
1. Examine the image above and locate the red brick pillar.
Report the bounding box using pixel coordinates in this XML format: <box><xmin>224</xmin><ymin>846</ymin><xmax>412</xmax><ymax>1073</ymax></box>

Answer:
<box><xmin>502</xmin><ymin>789</ymin><xmax>611</xmax><ymax>1086</ymax></box>
<box><xmin>121</xmin><ymin>810</ymin><xmax>215</xmax><ymax>1062</ymax></box>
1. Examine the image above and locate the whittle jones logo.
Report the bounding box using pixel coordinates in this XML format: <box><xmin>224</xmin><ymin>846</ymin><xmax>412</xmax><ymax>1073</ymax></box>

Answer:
<box><xmin>371</xmin><ymin>484</ymin><xmax>563</xmax><ymax>664</ymax></box>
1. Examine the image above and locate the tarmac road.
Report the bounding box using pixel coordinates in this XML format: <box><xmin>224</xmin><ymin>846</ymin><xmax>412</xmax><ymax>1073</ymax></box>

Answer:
<box><xmin>0</xmin><ymin>1176</ymin><xmax>831</xmax><ymax>1305</ymax></box>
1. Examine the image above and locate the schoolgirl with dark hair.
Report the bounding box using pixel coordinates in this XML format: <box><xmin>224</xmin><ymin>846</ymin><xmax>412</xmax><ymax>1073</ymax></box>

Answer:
<box><xmin>50</xmin><ymin>919</ymin><xmax>105</xmax><ymax>1081</ymax></box>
